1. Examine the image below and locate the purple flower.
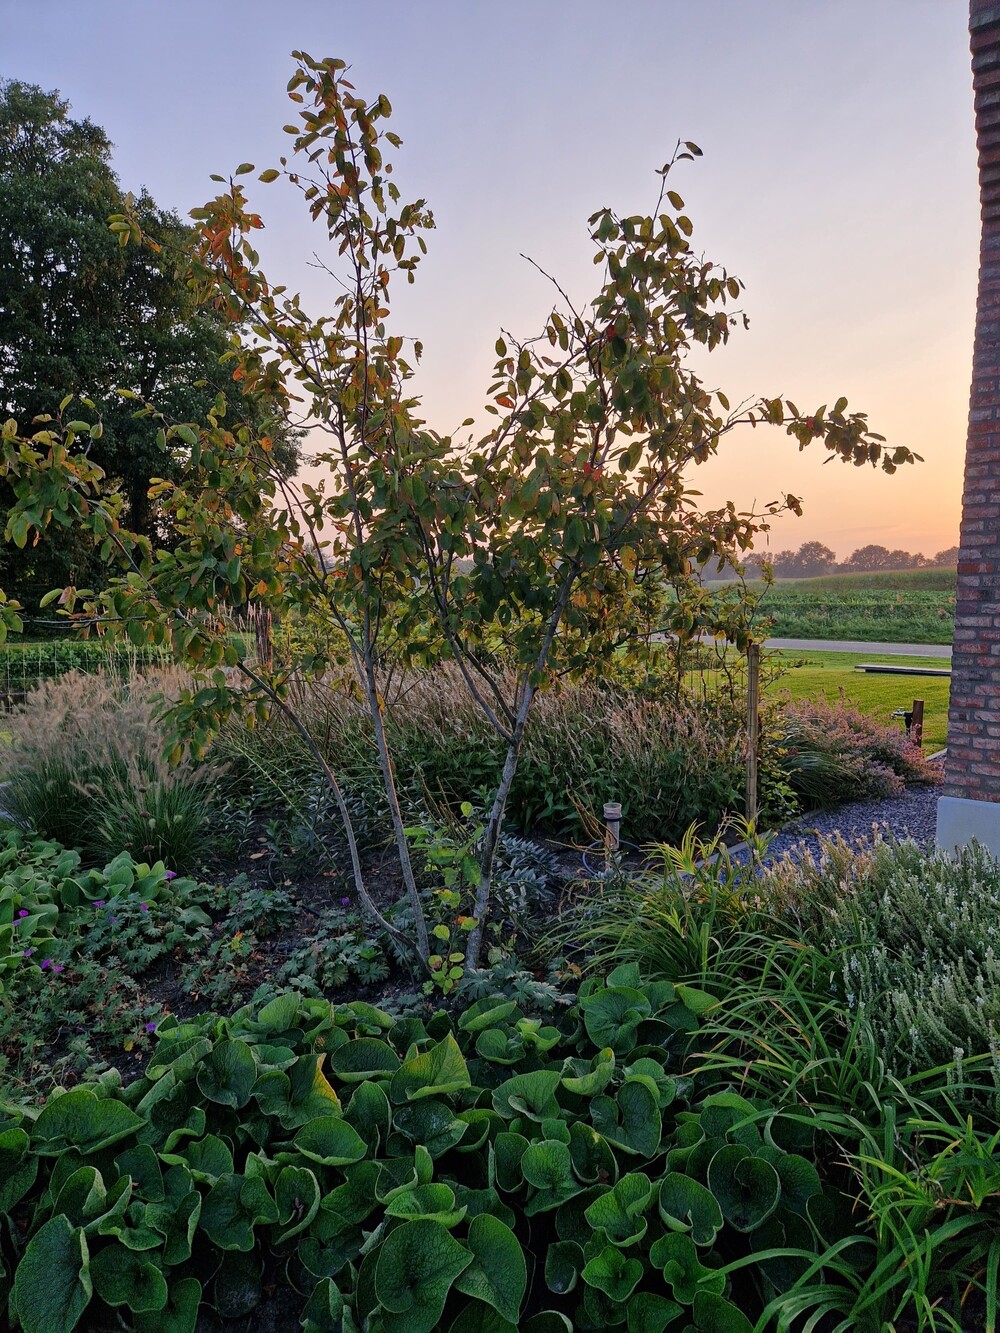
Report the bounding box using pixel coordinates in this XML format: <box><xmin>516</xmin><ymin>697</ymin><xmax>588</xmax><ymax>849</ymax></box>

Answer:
<box><xmin>340</xmin><ymin>897</ymin><xmax>351</xmax><ymax>907</ymax></box>
<box><xmin>40</xmin><ymin>959</ymin><xmax>51</xmax><ymax>970</ymax></box>
<box><xmin>22</xmin><ymin>948</ymin><xmax>34</xmax><ymax>957</ymax></box>
<box><xmin>93</xmin><ymin>900</ymin><xmax>105</xmax><ymax>908</ymax></box>
<box><xmin>109</xmin><ymin>915</ymin><xmax>118</xmax><ymax>924</ymax></box>
<box><xmin>145</xmin><ymin>1021</ymin><xmax>157</xmax><ymax>1033</ymax></box>
<box><xmin>16</xmin><ymin>910</ymin><xmax>28</xmax><ymax>918</ymax></box>
<box><xmin>52</xmin><ymin>965</ymin><xmax>64</xmax><ymax>974</ymax></box>
<box><xmin>164</xmin><ymin>871</ymin><xmax>177</xmax><ymax>881</ymax></box>
<box><xmin>140</xmin><ymin>903</ymin><xmax>149</xmax><ymax>912</ymax></box>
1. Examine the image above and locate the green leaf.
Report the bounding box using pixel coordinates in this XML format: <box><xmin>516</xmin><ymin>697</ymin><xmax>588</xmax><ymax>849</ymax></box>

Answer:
<box><xmin>560</xmin><ymin>1049</ymin><xmax>615</xmax><ymax>1096</ymax></box>
<box><xmin>581</xmin><ymin>1243</ymin><xmax>644</xmax><ymax>1302</ymax></box>
<box><xmin>274</xmin><ymin>1164</ymin><xmax>321</xmax><ymax>1242</ymax></box>
<box><xmin>522</xmin><ymin>1139</ymin><xmax>582</xmax><ymax>1214</ymax></box>
<box><xmin>390</xmin><ymin>1033</ymin><xmax>471</xmax><ymax>1102</ymax></box>
<box><xmin>143</xmin><ymin>1164</ymin><xmax>201</xmax><ymax>1265</ymax></box>
<box><xmin>492</xmin><ymin>1069</ymin><xmax>561</xmax><ymax>1121</ymax></box>
<box><xmin>453</xmin><ymin>1214</ymin><xmax>526</xmax><ymax>1323</ymax></box>
<box><xmin>13</xmin><ymin>1215</ymin><xmax>92</xmax><ymax>1333</ymax></box>
<box><xmin>392</xmin><ymin>1099</ymin><xmax>468</xmax><ymax>1158</ymax></box>
<box><xmin>658</xmin><ymin>1172</ymin><xmax>724</xmax><ymax>1247</ymax></box>
<box><xmin>385</xmin><ymin>1183</ymin><xmax>467</xmax><ymax>1227</ymax></box>
<box><xmin>293</xmin><ymin>1115</ymin><xmax>368</xmax><ymax>1167</ymax></box>
<box><xmin>301</xmin><ymin>1276</ymin><xmax>344</xmax><ymax>1332</ymax></box>
<box><xmin>134</xmin><ymin>1276</ymin><xmax>201</xmax><ymax>1333</ymax></box>
<box><xmin>259</xmin><ymin>168</ymin><xmax>281</xmax><ymax>183</ymax></box>
<box><xmin>706</xmin><ymin>1144</ymin><xmax>781</xmax><ymax>1233</ymax></box>
<box><xmin>195</xmin><ymin>1038</ymin><xmax>257</xmax><ymax>1109</ymax></box>
<box><xmin>0</xmin><ymin>1126</ymin><xmax>38</xmax><ymax>1212</ymax></box>
<box><xmin>200</xmin><ymin>1172</ymin><xmax>278</xmax><ymax>1251</ymax></box>
<box><xmin>211</xmin><ymin>1250</ymin><xmax>262</xmax><ymax>1318</ymax></box>
<box><xmin>590</xmin><ymin>1080</ymin><xmax>661</xmax><ymax>1156</ymax></box>
<box><xmin>649</xmin><ymin>1232</ymin><xmax>725</xmax><ymax>1304</ymax></box>
<box><xmin>584</xmin><ymin>1172</ymin><xmax>653</xmax><ymax>1246</ymax></box>
<box><xmin>254</xmin><ymin>991</ymin><xmax>301</xmax><ymax>1030</ymax></box>
<box><xmin>691</xmin><ymin>1290</ymin><xmax>755</xmax><ymax>1333</ymax></box>
<box><xmin>374</xmin><ymin>1219</ymin><xmax>473</xmax><ymax>1333</ymax></box>
<box><xmin>578</xmin><ymin>986</ymin><xmax>651</xmax><ymax>1055</ymax></box>
<box><xmin>32</xmin><ymin>1088</ymin><xmax>144</xmax><ymax>1156</ymax></box>
<box><xmin>331</xmin><ymin>1037</ymin><xmax>401</xmax><ymax>1083</ymax></box>
<box><xmin>544</xmin><ymin>1240</ymin><xmax>583</xmax><ymax>1295</ymax></box>
<box><xmin>90</xmin><ymin>1243</ymin><xmax>167</xmax><ymax>1312</ymax></box>
<box><xmin>627</xmin><ymin>1291</ymin><xmax>684</xmax><ymax>1333</ymax></box>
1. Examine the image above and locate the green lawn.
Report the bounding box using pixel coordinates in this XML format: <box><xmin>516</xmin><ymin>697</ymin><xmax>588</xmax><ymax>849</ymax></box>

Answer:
<box><xmin>765</xmin><ymin>650</ymin><xmax>951</xmax><ymax>752</ymax></box>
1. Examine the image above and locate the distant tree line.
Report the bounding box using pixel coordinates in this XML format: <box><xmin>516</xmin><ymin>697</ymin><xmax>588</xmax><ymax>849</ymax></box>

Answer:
<box><xmin>702</xmin><ymin>541</ymin><xmax>960</xmax><ymax>581</ymax></box>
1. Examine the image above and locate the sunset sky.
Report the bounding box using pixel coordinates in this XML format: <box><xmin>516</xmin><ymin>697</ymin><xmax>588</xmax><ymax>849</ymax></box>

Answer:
<box><xmin>2</xmin><ymin>0</ymin><xmax>979</xmax><ymax>561</ymax></box>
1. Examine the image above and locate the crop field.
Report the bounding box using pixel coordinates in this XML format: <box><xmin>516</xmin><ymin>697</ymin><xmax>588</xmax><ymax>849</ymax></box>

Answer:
<box><xmin>756</xmin><ymin>568</ymin><xmax>956</xmax><ymax>644</ymax></box>
<box><xmin>766</xmin><ymin>648</ymin><xmax>951</xmax><ymax>751</ymax></box>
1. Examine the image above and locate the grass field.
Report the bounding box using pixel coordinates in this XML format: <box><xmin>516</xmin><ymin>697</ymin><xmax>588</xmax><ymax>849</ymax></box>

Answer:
<box><xmin>766</xmin><ymin>649</ymin><xmax>950</xmax><ymax>752</ymax></box>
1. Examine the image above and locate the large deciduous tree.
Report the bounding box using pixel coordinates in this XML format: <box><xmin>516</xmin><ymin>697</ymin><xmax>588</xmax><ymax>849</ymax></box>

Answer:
<box><xmin>1</xmin><ymin>54</ymin><xmax>918</xmax><ymax>972</ymax></box>
<box><xmin>0</xmin><ymin>80</ymin><xmax>299</xmax><ymax>609</ymax></box>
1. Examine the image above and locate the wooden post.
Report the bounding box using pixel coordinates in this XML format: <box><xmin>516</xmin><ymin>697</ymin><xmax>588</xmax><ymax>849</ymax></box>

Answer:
<box><xmin>745</xmin><ymin>642</ymin><xmax>760</xmax><ymax>824</ymax></box>
<box><xmin>603</xmin><ymin>801</ymin><xmax>622</xmax><ymax>876</ymax></box>
<box><xmin>910</xmin><ymin>698</ymin><xmax>924</xmax><ymax>748</ymax></box>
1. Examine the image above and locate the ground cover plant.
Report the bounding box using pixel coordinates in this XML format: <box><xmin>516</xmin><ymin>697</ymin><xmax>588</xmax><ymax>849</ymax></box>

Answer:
<box><xmin>0</xmin><ymin>971</ymin><xmax>959</xmax><ymax>1333</ymax></box>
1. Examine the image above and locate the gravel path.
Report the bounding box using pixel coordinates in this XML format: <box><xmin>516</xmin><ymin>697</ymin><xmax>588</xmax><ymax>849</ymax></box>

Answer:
<box><xmin>746</xmin><ymin>779</ymin><xmax>943</xmax><ymax>866</ymax></box>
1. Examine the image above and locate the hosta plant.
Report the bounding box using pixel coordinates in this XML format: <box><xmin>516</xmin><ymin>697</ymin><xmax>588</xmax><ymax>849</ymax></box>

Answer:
<box><xmin>0</xmin><ymin>966</ymin><xmax>852</xmax><ymax>1331</ymax></box>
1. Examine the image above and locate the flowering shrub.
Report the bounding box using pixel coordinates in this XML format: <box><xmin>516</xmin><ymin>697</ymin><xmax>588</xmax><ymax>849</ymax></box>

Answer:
<box><xmin>773</xmin><ymin>696</ymin><xmax>941</xmax><ymax>808</ymax></box>
<box><xmin>762</xmin><ymin>834</ymin><xmax>1000</xmax><ymax>1093</ymax></box>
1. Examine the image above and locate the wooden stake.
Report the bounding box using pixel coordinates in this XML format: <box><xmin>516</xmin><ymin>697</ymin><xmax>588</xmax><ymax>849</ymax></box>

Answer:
<box><xmin>910</xmin><ymin>698</ymin><xmax>924</xmax><ymax>748</ymax></box>
<box><xmin>746</xmin><ymin>642</ymin><xmax>760</xmax><ymax>823</ymax></box>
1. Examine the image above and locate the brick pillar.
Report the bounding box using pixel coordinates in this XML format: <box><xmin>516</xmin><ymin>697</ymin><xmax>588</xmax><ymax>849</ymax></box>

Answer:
<box><xmin>939</xmin><ymin>2</ymin><xmax>1000</xmax><ymax>848</ymax></box>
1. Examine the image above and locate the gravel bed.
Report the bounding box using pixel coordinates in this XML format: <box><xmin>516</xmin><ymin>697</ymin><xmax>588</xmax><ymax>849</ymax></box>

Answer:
<box><xmin>741</xmin><ymin>774</ymin><xmax>944</xmax><ymax>866</ymax></box>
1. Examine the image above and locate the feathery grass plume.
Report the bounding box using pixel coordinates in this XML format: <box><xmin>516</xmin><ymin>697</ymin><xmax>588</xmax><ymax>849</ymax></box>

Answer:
<box><xmin>0</xmin><ymin>668</ymin><xmax>219</xmax><ymax>870</ymax></box>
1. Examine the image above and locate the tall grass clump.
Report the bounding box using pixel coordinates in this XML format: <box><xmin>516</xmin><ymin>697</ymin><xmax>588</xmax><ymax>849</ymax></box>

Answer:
<box><xmin>217</xmin><ymin>666</ymin><xmax>747</xmax><ymax>844</ymax></box>
<box><xmin>0</xmin><ymin>669</ymin><xmax>219</xmax><ymax>870</ymax></box>
<box><xmin>775</xmin><ymin>696</ymin><xmax>942</xmax><ymax>807</ymax></box>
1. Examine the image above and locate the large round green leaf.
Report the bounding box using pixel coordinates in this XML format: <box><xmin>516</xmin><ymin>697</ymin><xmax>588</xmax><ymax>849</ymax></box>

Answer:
<box><xmin>195</xmin><ymin>1038</ymin><xmax>257</xmax><ymax>1109</ymax></box>
<box><xmin>275</xmin><ymin>1164</ymin><xmax>321</xmax><ymax>1243</ymax></box>
<box><xmin>13</xmin><ymin>1215</ymin><xmax>92</xmax><ymax>1333</ymax></box>
<box><xmin>389</xmin><ymin>1034</ymin><xmax>471</xmax><ymax>1103</ymax></box>
<box><xmin>492</xmin><ymin>1070</ymin><xmax>561</xmax><ymax>1121</ymax></box>
<box><xmin>649</xmin><ymin>1232</ymin><xmax>726</xmax><ymax>1304</ymax></box>
<box><xmin>584</xmin><ymin>1172</ymin><xmax>653</xmax><ymax>1246</ymax></box>
<box><xmin>31</xmin><ymin>1087</ymin><xmax>144</xmax><ymax>1156</ymax></box>
<box><xmin>658</xmin><ymin>1172</ymin><xmax>724</xmax><ymax>1247</ymax></box>
<box><xmin>293</xmin><ymin>1115</ymin><xmax>368</xmax><ymax>1167</ymax></box>
<box><xmin>331</xmin><ymin>1037</ymin><xmax>401</xmax><ymax>1083</ymax></box>
<box><xmin>707</xmin><ymin>1144</ymin><xmax>781</xmax><ymax>1233</ymax></box>
<box><xmin>0</xmin><ymin>1127</ymin><xmax>37</xmax><ymax>1212</ymax></box>
<box><xmin>374</xmin><ymin>1219</ymin><xmax>473</xmax><ymax>1333</ymax></box>
<box><xmin>627</xmin><ymin>1291</ymin><xmax>683</xmax><ymax>1333</ymax></box>
<box><xmin>691</xmin><ymin>1290</ymin><xmax>754</xmax><ymax>1332</ymax></box>
<box><xmin>578</xmin><ymin>986</ymin><xmax>651</xmax><ymax>1055</ymax></box>
<box><xmin>581</xmin><ymin>1243</ymin><xmax>644</xmax><ymax>1302</ymax></box>
<box><xmin>134</xmin><ymin>1276</ymin><xmax>201</xmax><ymax>1333</ymax></box>
<box><xmin>90</xmin><ymin>1242</ymin><xmax>167</xmax><ymax>1313</ymax></box>
<box><xmin>453</xmin><ymin>1214</ymin><xmax>526</xmax><ymax>1323</ymax></box>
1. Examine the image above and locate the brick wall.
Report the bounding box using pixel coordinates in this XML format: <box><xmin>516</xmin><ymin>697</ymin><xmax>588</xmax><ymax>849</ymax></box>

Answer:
<box><xmin>945</xmin><ymin>2</ymin><xmax>1000</xmax><ymax>799</ymax></box>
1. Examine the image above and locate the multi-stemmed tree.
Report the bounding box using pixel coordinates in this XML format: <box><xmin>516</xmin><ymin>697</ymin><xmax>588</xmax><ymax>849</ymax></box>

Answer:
<box><xmin>1</xmin><ymin>53</ymin><xmax>917</xmax><ymax>974</ymax></box>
